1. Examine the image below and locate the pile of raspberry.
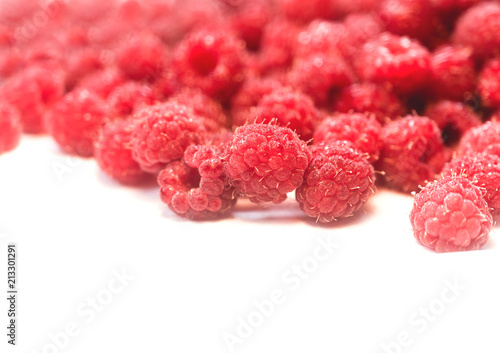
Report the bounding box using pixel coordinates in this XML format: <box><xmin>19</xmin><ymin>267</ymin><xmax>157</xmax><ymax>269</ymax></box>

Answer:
<box><xmin>1</xmin><ymin>0</ymin><xmax>500</xmax><ymax>252</ymax></box>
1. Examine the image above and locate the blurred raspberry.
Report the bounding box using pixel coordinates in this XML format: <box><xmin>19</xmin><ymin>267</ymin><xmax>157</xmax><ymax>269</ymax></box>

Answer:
<box><xmin>224</xmin><ymin>123</ymin><xmax>311</xmax><ymax>204</ymax></box>
<box><xmin>108</xmin><ymin>82</ymin><xmax>158</xmax><ymax>119</ymax></box>
<box><xmin>478</xmin><ymin>58</ymin><xmax>500</xmax><ymax>109</ymax></box>
<box><xmin>0</xmin><ymin>103</ymin><xmax>22</xmax><ymax>154</ymax></box>
<box><xmin>377</xmin><ymin>116</ymin><xmax>447</xmax><ymax>192</ymax></box>
<box><xmin>95</xmin><ymin>119</ymin><xmax>149</xmax><ymax>185</ymax></box>
<box><xmin>410</xmin><ymin>176</ymin><xmax>492</xmax><ymax>252</ymax></box>
<box><xmin>314</xmin><ymin>113</ymin><xmax>382</xmax><ymax>163</ymax></box>
<box><xmin>458</xmin><ymin>121</ymin><xmax>500</xmax><ymax>158</ymax></box>
<box><xmin>296</xmin><ymin>141</ymin><xmax>375</xmax><ymax>222</ymax></box>
<box><xmin>453</xmin><ymin>2</ymin><xmax>500</xmax><ymax>61</ymax></box>
<box><xmin>424</xmin><ymin>100</ymin><xmax>481</xmax><ymax>146</ymax></box>
<box><xmin>430</xmin><ymin>0</ymin><xmax>482</xmax><ymax>12</ymax></box>
<box><xmin>228</xmin><ymin>0</ymin><xmax>271</xmax><ymax>52</ymax></box>
<box><xmin>333</xmin><ymin>83</ymin><xmax>406</xmax><ymax>124</ymax></box>
<box><xmin>63</xmin><ymin>47</ymin><xmax>104</xmax><ymax>90</ymax></box>
<box><xmin>131</xmin><ymin>102</ymin><xmax>207</xmax><ymax>174</ymax></box>
<box><xmin>45</xmin><ymin>89</ymin><xmax>108</xmax><ymax>157</ymax></box>
<box><xmin>354</xmin><ymin>33</ymin><xmax>432</xmax><ymax>95</ymax></box>
<box><xmin>294</xmin><ymin>20</ymin><xmax>346</xmax><ymax>58</ymax></box>
<box><xmin>338</xmin><ymin>13</ymin><xmax>383</xmax><ymax>59</ymax></box>
<box><xmin>428</xmin><ymin>45</ymin><xmax>477</xmax><ymax>101</ymax></box>
<box><xmin>276</xmin><ymin>0</ymin><xmax>336</xmax><ymax>23</ymax></box>
<box><xmin>77</xmin><ymin>68</ymin><xmax>126</xmax><ymax>99</ymax></box>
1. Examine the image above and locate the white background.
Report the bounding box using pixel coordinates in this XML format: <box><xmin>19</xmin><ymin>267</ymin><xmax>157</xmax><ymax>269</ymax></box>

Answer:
<box><xmin>1</xmin><ymin>136</ymin><xmax>499</xmax><ymax>353</ymax></box>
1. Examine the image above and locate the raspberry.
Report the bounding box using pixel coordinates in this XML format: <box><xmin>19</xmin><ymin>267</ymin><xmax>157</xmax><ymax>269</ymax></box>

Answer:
<box><xmin>314</xmin><ymin>113</ymin><xmax>382</xmax><ymax>163</ymax></box>
<box><xmin>410</xmin><ymin>176</ymin><xmax>492</xmax><ymax>252</ymax></box>
<box><xmin>173</xmin><ymin>28</ymin><xmax>245</xmax><ymax>103</ymax></box>
<box><xmin>246</xmin><ymin>87</ymin><xmax>321</xmax><ymax>141</ymax></box>
<box><xmin>228</xmin><ymin>0</ymin><xmax>271</xmax><ymax>52</ymax></box>
<box><xmin>424</xmin><ymin>100</ymin><xmax>481</xmax><ymax>146</ymax></box>
<box><xmin>430</xmin><ymin>0</ymin><xmax>482</xmax><ymax>12</ymax></box>
<box><xmin>131</xmin><ymin>102</ymin><xmax>207</xmax><ymax>174</ymax></box>
<box><xmin>428</xmin><ymin>45</ymin><xmax>476</xmax><ymax>101</ymax></box>
<box><xmin>230</xmin><ymin>77</ymin><xmax>283</xmax><ymax>127</ymax></box>
<box><xmin>63</xmin><ymin>47</ymin><xmax>104</xmax><ymax>90</ymax></box>
<box><xmin>116</xmin><ymin>32</ymin><xmax>167</xmax><ymax>81</ymax></box>
<box><xmin>169</xmin><ymin>88</ymin><xmax>228</xmax><ymax>133</ymax></box>
<box><xmin>224</xmin><ymin>123</ymin><xmax>311</xmax><ymax>204</ymax></box>
<box><xmin>95</xmin><ymin>120</ymin><xmax>149</xmax><ymax>185</ymax></box>
<box><xmin>158</xmin><ymin>145</ymin><xmax>236</xmax><ymax>220</ymax></box>
<box><xmin>333</xmin><ymin>83</ymin><xmax>406</xmax><ymax>124</ymax></box>
<box><xmin>442</xmin><ymin>153</ymin><xmax>500</xmax><ymax>215</ymax></box>
<box><xmin>458</xmin><ymin>121</ymin><xmax>500</xmax><ymax>159</ymax></box>
<box><xmin>276</xmin><ymin>0</ymin><xmax>336</xmax><ymax>23</ymax></box>
<box><xmin>296</xmin><ymin>141</ymin><xmax>375</xmax><ymax>222</ymax></box>
<box><xmin>0</xmin><ymin>45</ymin><xmax>22</xmax><ymax>79</ymax></box>
<box><xmin>453</xmin><ymin>2</ymin><xmax>500</xmax><ymax>61</ymax></box>
<box><xmin>77</xmin><ymin>68</ymin><xmax>126</xmax><ymax>99</ymax></box>
<box><xmin>294</xmin><ymin>20</ymin><xmax>346</xmax><ymax>58</ymax></box>
<box><xmin>288</xmin><ymin>51</ymin><xmax>355</xmax><ymax>107</ymax></box>
<box><xmin>0</xmin><ymin>103</ymin><xmax>22</xmax><ymax>154</ymax></box>
<box><xmin>45</xmin><ymin>89</ymin><xmax>109</xmax><ymax>157</ymax></box>
<box><xmin>338</xmin><ymin>13</ymin><xmax>383</xmax><ymax>59</ymax></box>
<box><xmin>478</xmin><ymin>58</ymin><xmax>500</xmax><ymax>109</ymax></box>
<box><xmin>153</xmin><ymin>68</ymin><xmax>181</xmax><ymax>99</ymax></box>
<box><xmin>377</xmin><ymin>116</ymin><xmax>448</xmax><ymax>192</ymax></box>
<box><xmin>354</xmin><ymin>33</ymin><xmax>432</xmax><ymax>95</ymax></box>
<box><xmin>108</xmin><ymin>82</ymin><xmax>158</xmax><ymax>118</ymax></box>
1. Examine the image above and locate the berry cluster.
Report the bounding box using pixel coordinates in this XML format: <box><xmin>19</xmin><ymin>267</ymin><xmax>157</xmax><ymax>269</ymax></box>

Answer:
<box><xmin>1</xmin><ymin>0</ymin><xmax>500</xmax><ymax>252</ymax></box>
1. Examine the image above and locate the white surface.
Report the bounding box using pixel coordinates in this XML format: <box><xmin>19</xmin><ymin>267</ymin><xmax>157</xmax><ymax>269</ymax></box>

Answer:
<box><xmin>0</xmin><ymin>136</ymin><xmax>499</xmax><ymax>353</ymax></box>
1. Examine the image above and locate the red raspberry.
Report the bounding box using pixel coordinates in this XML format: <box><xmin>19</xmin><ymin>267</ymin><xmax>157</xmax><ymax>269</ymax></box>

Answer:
<box><xmin>153</xmin><ymin>68</ymin><xmax>181</xmax><ymax>99</ymax></box>
<box><xmin>424</xmin><ymin>100</ymin><xmax>481</xmax><ymax>146</ymax></box>
<box><xmin>95</xmin><ymin>120</ymin><xmax>149</xmax><ymax>185</ymax></box>
<box><xmin>108</xmin><ymin>82</ymin><xmax>158</xmax><ymax>119</ymax></box>
<box><xmin>333</xmin><ymin>83</ymin><xmax>406</xmax><ymax>124</ymax></box>
<box><xmin>158</xmin><ymin>145</ymin><xmax>236</xmax><ymax>220</ymax></box>
<box><xmin>77</xmin><ymin>68</ymin><xmax>126</xmax><ymax>99</ymax></box>
<box><xmin>246</xmin><ymin>87</ymin><xmax>321</xmax><ymax>141</ymax></box>
<box><xmin>332</xmin><ymin>0</ymin><xmax>380</xmax><ymax>15</ymax></box>
<box><xmin>478</xmin><ymin>58</ymin><xmax>500</xmax><ymax>109</ymax></box>
<box><xmin>288</xmin><ymin>51</ymin><xmax>355</xmax><ymax>107</ymax></box>
<box><xmin>354</xmin><ymin>33</ymin><xmax>432</xmax><ymax>95</ymax></box>
<box><xmin>442</xmin><ymin>153</ymin><xmax>500</xmax><ymax>215</ymax></box>
<box><xmin>63</xmin><ymin>47</ymin><xmax>104</xmax><ymax>90</ymax></box>
<box><xmin>410</xmin><ymin>176</ymin><xmax>492</xmax><ymax>252</ymax></box>
<box><xmin>227</xmin><ymin>0</ymin><xmax>271</xmax><ymax>52</ymax></box>
<box><xmin>296</xmin><ymin>141</ymin><xmax>375</xmax><ymax>222</ymax></box>
<box><xmin>276</xmin><ymin>0</ymin><xmax>336</xmax><ymax>23</ymax></box>
<box><xmin>116</xmin><ymin>32</ymin><xmax>167</xmax><ymax>81</ymax></box>
<box><xmin>430</xmin><ymin>0</ymin><xmax>482</xmax><ymax>12</ymax></box>
<box><xmin>338</xmin><ymin>13</ymin><xmax>383</xmax><ymax>59</ymax></box>
<box><xmin>377</xmin><ymin>116</ymin><xmax>447</xmax><ymax>192</ymax></box>
<box><xmin>294</xmin><ymin>20</ymin><xmax>346</xmax><ymax>58</ymax></box>
<box><xmin>224</xmin><ymin>124</ymin><xmax>311</xmax><ymax>204</ymax></box>
<box><xmin>131</xmin><ymin>102</ymin><xmax>207</xmax><ymax>174</ymax></box>
<box><xmin>453</xmin><ymin>2</ymin><xmax>500</xmax><ymax>61</ymax></box>
<box><xmin>45</xmin><ymin>89</ymin><xmax>108</xmax><ymax>157</ymax></box>
<box><xmin>314</xmin><ymin>113</ymin><xmax>382</xmax><ymax>163</ymax></box>
<box><xmin>428</xmin><ymin>45</ymin><xmax>477</xmax><ymax>101</ymax></box>
<box><xmin>173</xmin><ymin>28</ymin><xmax>245</xmax><ymax>103</ymax></box>
<box><xmin>458</xmin><ymin>121</ymin><xmax>500</xmax><ymax>159</ymax></box>
<box><xmin>0</xmin><ymin>45</ymin><xmax>22</xmax><ymax>79</ymax></box>
<box><xmin>169</xmin><ymin>88</ymin><xmax>228</xmax><ymax>133</ymax></box>
<box><xmin>230</xmin><ymin>77</ymin><xmax>283</xmax><ymax>127</ymax></box>
<box><xmin>0</xmin><ymin>103</ymin><xmax>22</xmax><ymax>154</ymax></box>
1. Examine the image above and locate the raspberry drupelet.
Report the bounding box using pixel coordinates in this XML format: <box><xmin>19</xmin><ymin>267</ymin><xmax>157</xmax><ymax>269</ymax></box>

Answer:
<box><xmin>424</xmin><ymin>100</ymin><xmax>481</xmax><ymax>146</ymax></box>
<box><xmin>45</xmin><ymin>89</ymin><xmax>108</xmax><ymax>157</ymax></box>
<box><xmin>458</xmin><ymin>121</ymin><xmax>500</xmax><ymax>159</ymax></box>
<box><xmin>478</xmin><ymin>58</ymin><xmax>500</xmax><ymax>109</ymax></box>
<box><xmin>442</xmin><ymin>153</ymin><xmax>500</xmax><ymax>216</ymax></box>
<box><xmin>354</xmin><ymin>33</ymin><xmax>432</xmax><ymax>96</ymax></box>
<box><xmin>108</xmin><ymin>82</ymin><xmax>158</xmax><ymax>118</ymax></box>
<box><xmin>248</xmin><ymin>87</ymin><xmax>321</xmax><ymax>141</ymax></box>
<box><xmin>130</xmin><ymin>102</ymin><xmax>207</xmax><ymax>174</ymax></box>
<box><xmin>410</xmin><ymin>176</ymin><xmax>492</xmax><ymax>252</ymax></box>
<box><xmin>333</xmin><ymin>83</ymin><xmax>406</xmax><ymax>124</ymax></box>
<box><xmin>314</xmin><ymin>113</ymin><xmax>382</xmax><ymax>163</ymax></box>
<box><xmin>224</xmin><ymin>123</ymin><xmax>311</xmax><ymax>205</ymax></box>
<box><xmin>0</xmin><ymin>103</ymin><xmax>22</xmax><ymax>154</ymax></box>
<box><xmin>158</xmin><ymin>145</ymin><xmax>237</xmax><ymax>220</ymax></box>
<box><xmin>172</xmin><ymin>28</ymin><xmax>245</xmax><ymax>103</ymax></box>
<box><xmin>377</xmin><ymin>116</ymin><xmax>448</xmax><ymax>193</ymax></box>
<box><xmin>95</xmin><ymin>119</ymin><xmax>149</xmax><ymax>185</ymax></box>
<box><xmin>296</xmin><ymin>141</ymin><xmax>375</xmax><ymax>223</ymax></box>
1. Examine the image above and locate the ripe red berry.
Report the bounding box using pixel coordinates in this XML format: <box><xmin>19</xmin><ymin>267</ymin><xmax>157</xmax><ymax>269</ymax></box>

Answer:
<box><xmin>294</xmin><ymin>20</ymin><xmax>346</xmax><ymax>58</ymax></box>
<box><xmin>314</xmin><ymin>113</ymin><xmax>382</xmax><ymax>163</ymax></box>
<box><xmin>354</xmin><ymin>33</ymin><xmax>432</xmax><ymax>95</ymax></box>
<box><xmin>276</xmin><ymin>0</ymin><xmax>336</xmax><ymax>23</ymax></box>
<box><xmin>130</xmin><ymin>102</ymin><xmax>207</xmax><ymax>174</ymax></box>
<box><xmin>158</xmin><ymin>145</ymin><xmax>236</xmax><ymax>220</ymax></box>
<box><xmin>108</xmin><ymin>82</ymin><xmax>158</xmax><ymax>118</ymax></box>
<box><xmin>377</xmin><ymin>116</ymin><xmax>448</xmax><ymax>192</ymax></box>
<box><xmin>224</xmin><ymin>123</ymin><xmax>311</xmax><ymax>204</ymax></box>
<box><xmin>95</xmin><ymin>120</ymin><xmax>149</xmax><ymax>185</ymax></box>
<box><xmin>296</xmin><ymin>141</ymin><xmax>375</xmax><ymax>222</ymax></box>
<box><xmin>338</xmin><ymin>13</ymin><xmax>383</xmax><ymax>59</ymax></box>
<box><xmin>77</xmin><ymin>68</ymin><xmax>126</xmax><ymax>99</ymax></box>
<box><xmin>228</xmin><ymin>0</ymin><xmax>271</xmax><ymax>52</ymax></box>
<box><xmin>0</xmin><ymin>103</ymin><xmax>22</xmax><ymax>154</ymax></box>
<box><xmin>458</xmin><ymin>121</ymin><xmax>500</xmax><ymax>159</ymax></box>
<box><xmin>478</xmin><ymin>58</ymin><xmax>500</xmax><ymax>109</ymax></box>
<box><xmin>333</xmin><ymin>83</ymin><xmax>406</xmax><ymax>124</ymax></box>
<box><xmin>410</xmin><ymin>176</ymin><xmax>492</xmax><ymax>252</ymax></box>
